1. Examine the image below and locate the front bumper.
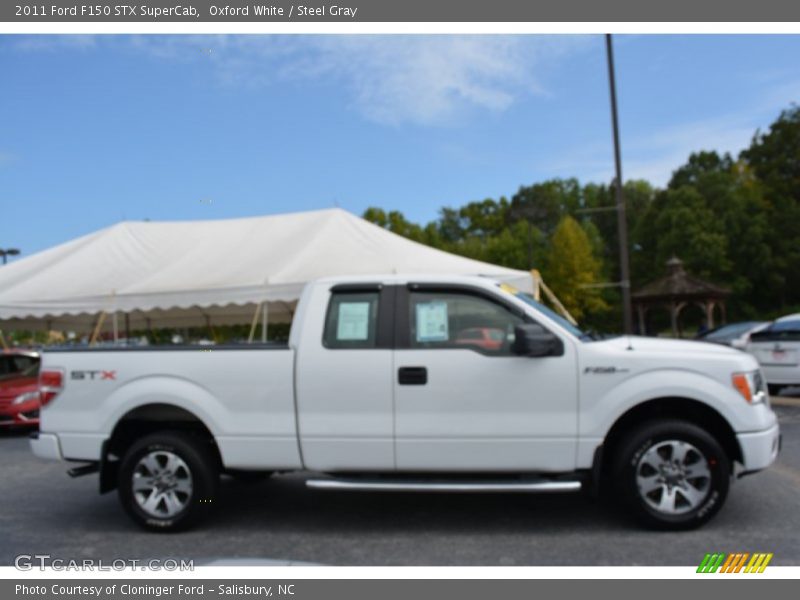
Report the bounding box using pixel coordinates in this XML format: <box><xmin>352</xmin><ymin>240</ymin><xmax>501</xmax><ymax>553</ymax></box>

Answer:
<box><xmin>736</xmin><ymin>423</ymin><xmax>781</xmax><ymax>475</ymax></box>
<box><xmin>0</xmin><ymin>400</ymin><xmax>41</xmax><ymax>427</ymax></box>
<box><xmin>29</xmin><ymin>431</ymin><xmax>63</xmax><ymax>461</ymax></box>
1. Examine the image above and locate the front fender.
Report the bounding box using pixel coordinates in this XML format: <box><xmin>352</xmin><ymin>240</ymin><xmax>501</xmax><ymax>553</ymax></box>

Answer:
<box><xmin>581</xmin><ymin>368</ymin><xmax>776</xmax><ymax>441</ymax></box>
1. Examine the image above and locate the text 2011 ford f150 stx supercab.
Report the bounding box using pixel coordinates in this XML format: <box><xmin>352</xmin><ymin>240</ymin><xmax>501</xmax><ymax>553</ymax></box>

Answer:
<box><xmin>30</xmin><ymin>274</ymin><xmax>781</xmax><ymax>531</ymax></box>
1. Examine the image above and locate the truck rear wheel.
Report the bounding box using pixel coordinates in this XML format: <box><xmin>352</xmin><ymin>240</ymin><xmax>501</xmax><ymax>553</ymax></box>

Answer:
<box><xmin>118</xmin><ymin>431</ymin><xmax>219</xmax><ymax>532</ymax></box>
<box><xmin>612</xmin><ymin>420</ymin><xmax>730</xmax><ymax>530</ymax></box>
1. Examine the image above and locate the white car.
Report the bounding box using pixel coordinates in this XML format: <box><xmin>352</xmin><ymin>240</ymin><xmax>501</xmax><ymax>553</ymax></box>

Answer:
<box><xmin>746</xmin><ymin>313</ymin><xmax>800</xmax><ymax>395</ymax></box>
<box><xmin>30</xmin><ymin>275</ymin><xmax>780</xmax><ymax>531</ymax></box>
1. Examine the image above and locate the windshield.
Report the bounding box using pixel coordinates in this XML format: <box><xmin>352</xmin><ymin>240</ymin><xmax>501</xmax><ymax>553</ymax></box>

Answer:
<box><xmin>499</xmin><ymin>286</ymin><xmax>590</xmax><ymax>341</ymax></box>
<box><xmin>0</xmin><ymin>354</ymin><xmax>40</xmax><ymax>380</ymax></box>
<box><xmin>703</xmin><ymin>321</ymin><xmax>761</xmax><ymax>341</ymax></box>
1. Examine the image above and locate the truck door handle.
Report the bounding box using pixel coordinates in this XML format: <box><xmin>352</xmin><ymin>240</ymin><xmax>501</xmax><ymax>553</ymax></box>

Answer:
<box><xmin>398</xmin><ymin>366</ymin><xmax>427</xmax><ymax>385</ymax></box>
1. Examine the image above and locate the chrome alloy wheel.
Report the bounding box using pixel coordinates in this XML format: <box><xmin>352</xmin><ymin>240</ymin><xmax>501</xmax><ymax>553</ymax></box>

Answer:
<box><xmin>132</xmin><ymin>450</ymin><xmax>193</xmax><ymax>518</ymax></box>
<box><xmin>635</xmin><ymin>440</ymin><xmax>711</xmax><ymax>515</ymax></box>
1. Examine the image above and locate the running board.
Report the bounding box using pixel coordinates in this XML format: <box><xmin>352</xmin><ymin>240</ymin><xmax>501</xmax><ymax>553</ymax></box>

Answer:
<box><xmin>306</xmin><ymin>478</ymin><xmax>582</xmax><ymax>493</ymax></box>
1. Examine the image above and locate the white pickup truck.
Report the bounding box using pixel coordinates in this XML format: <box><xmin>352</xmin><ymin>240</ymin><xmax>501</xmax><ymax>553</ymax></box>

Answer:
<box><xmin>30</xmin><ymin>274</ymin><xmax>780</xmax><ymax>531</ymax></box>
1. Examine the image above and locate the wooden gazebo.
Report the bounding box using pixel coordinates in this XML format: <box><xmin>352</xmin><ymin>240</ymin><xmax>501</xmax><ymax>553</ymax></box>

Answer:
<box><xmin>632</xmin><ymin>257</ymin><xmax>730</xmax><ymax>337</ymax></box>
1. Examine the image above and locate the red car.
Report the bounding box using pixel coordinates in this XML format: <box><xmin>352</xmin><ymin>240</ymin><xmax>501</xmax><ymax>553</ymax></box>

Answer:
<box><xmin>0</xmin><ymin>350</ymin><xmax>41</xmax><ymax>429</ymax></box>
<box><xmin>454</xmin><ymin>327</ymin><xmax>507</xmax><ymax>351</ymax></box>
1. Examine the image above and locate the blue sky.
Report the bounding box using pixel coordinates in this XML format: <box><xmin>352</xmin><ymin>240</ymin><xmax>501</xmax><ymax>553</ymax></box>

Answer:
<box><xmin>2</xmin><ymin>34</ymin><xmax>800</xmax><ymax>259</ymax></box>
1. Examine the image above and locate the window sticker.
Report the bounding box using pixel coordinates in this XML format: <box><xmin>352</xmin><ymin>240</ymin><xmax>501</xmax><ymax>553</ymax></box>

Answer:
<box><xmin>416</xmin><ymin>301</ymin><xmax>449</xmax><ymax>342</ymax></box>
<box><xmin>337</xmin><ymin>301</ymin><xmax>371</xmax><ymax>340</ymax></box>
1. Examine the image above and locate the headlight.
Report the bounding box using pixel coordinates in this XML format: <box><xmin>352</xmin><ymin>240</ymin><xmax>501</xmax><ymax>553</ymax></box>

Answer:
<box><xmin>731</xmin><ymin>371</ymin><xmax>767</xmax><ymax>404</ymax></box>
<box><xmin>12</xmin><ymin>391</ymin><xmax>40</xmax><ymax>406</ymax></box>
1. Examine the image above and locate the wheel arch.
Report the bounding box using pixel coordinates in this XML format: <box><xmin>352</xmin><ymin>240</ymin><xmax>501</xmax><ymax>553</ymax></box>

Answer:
<box><xmin>593</xmin><ymin>396</ymin><xmax>743</xmax><ymax>492</ymax></box>
<box><xmin>101</xmin><ymin>403</ymin><xmax>221</xmax><ymax>494</ymax></box>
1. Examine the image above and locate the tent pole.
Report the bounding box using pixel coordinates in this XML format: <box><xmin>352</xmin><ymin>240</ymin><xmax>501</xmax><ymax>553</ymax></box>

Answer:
<box><xmin>530</xmin><ymin>269</ymin><xmax>542</xmax><ymax>302</ymax></box>
<box><xmin>204</xmin><ymin>314</ymin><xmax>214</xmax><ymax>342</ymax></box>
<box><xmin>538</xmin><ymin>277</ymin><xmax>579</xmax><ymax>326</ymax></box>
<box><xmin>89</xmin><ymin>312</ymin><xmax>107</xmax><ymax>346</ymax></box>
<box><xmin>261</xmin><ymin>303</ymin><xmax>268</xmax><ymax>343</ymax></box>
<box><xmin>248</xmin><ymin>302</ymin><xmax>262</xmax><ymax>343</ymax></box>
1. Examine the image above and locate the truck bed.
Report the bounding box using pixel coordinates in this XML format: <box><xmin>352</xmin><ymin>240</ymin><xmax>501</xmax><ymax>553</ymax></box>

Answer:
<box><xmin>39</xmin><ymin>344</ymin><xmax>302</xmax><ymax>470</ymax></box>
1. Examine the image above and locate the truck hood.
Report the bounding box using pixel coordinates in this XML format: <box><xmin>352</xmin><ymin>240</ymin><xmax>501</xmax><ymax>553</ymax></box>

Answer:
<box><xmin>585</xmin><ymin>335</ymin><xmax>760</xmax><ymax>382</ymax></box>
<box><xmin>598</xmin><ymin>335</ymin><xmax>744</xmax><ymax>357</ymax></box>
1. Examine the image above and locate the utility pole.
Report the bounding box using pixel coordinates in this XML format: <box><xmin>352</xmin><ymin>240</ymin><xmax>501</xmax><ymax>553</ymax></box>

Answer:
<box><xmin>605</xmin><ymin>34</ymin><xmax>633</xmax><ymax>335</ymax></box>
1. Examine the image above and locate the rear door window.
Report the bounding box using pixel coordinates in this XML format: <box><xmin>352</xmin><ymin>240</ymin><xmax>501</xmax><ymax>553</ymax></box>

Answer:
<box><xmin>323</xmin><ymin>291</ymin><xmax>380</xmax><ymax>349</ymax></box>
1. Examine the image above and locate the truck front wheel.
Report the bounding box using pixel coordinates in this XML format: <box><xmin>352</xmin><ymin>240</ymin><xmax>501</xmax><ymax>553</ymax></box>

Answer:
<box><xmin>117</xmin><ymin>431</ymin><xmax>219</xmax><ymax>532</ymax></box>
<box><xmin>612</xmin><ymin>420</ymin><xmax>730</xmax><ymax>530</ymax></box>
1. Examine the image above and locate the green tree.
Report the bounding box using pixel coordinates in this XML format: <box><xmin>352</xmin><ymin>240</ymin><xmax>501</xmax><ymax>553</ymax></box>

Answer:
<box><xmin>632</xmin><ymin>151</ymin><xmax>774</xmax><ymax>319</ymax></box>
<box><xmin>363</xmin><ymin>207</ymin><xmax>427</xmax><ymax>243</ymax></box>
<box><xmin>543</xmin><ymin>216</ymin><xmax>609</xmax><ymax>321</ymax></box>
<box><xmin>359</xmin><ymin>105</ymin><xmax>800</xmax><ymax>329</ymax></box>
<box><xmin>509</xmin><ymin>179</ymin><xmax>582</xmax><ymax>236</ymax></box>
<box><xmin>650</xmin><ymin>186</ymin><xmax>730</xmax><ymax>279</ymax></box>
<box><xmin>741</xmin><ymin>106</ymin><xmax>800</xmax><ymax>309</ymax></box>
<box><xmin>584</xmin><ymin>179</ymin><xmax>656</xmax><ymax>282</ymax></box>
<box><xmin>457</xmin><ymin>198</ymin><xmax>510</xmax><ymax>239</ymax></box>
<box><xmin>483</xmin><ymin>220</ymin><xmax>545</xmax><ymax>271</ymax></box>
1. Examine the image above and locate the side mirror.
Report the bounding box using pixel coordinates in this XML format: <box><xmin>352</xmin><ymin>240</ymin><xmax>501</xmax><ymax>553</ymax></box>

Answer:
<box><xmin>511</xmin><ymin>323</ymin><xmax>564</xmax><ymax>357</ymax></box>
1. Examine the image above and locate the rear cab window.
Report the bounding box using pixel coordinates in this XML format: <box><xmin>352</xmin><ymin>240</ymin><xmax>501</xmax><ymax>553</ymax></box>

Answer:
<box><xmin>323</xmin><ymin>291</ymin><xmax>380</xmax><ymax>349</ymax></box>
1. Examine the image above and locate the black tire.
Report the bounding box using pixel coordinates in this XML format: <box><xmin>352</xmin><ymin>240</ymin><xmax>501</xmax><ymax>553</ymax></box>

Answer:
<box><xmin>118</xmin><ymin>431</ymin><xmax>219</xmax><ymax>532</ymax></box>
<box><xmin>611</xmin><ymin>420</ymin><xmax>730</xmax><ymax>530</ymax></box>
<box><xmin>768</xmin><ymin>384</ymin><xmax>784</xmax><ymax>397</ymax></box>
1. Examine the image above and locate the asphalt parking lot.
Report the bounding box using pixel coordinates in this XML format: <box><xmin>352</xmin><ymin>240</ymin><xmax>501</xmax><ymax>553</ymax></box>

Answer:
<box><xmin>1</xmin><ymin>401</ymin><xmax>799</xmax><ymax>567</ymax></box>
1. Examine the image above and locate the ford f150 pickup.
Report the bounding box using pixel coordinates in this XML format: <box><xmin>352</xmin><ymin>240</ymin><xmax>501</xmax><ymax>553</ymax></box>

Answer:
<box><xmin>30</xmin><ymin>274</ymin><xmax>781</xmax><ymax>531</ymax></box>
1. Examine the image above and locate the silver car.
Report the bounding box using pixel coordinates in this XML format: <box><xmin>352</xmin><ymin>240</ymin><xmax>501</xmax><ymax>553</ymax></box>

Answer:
<box><xmin>698</xmin><ymin>321</ymin><xmax>769</xmax><ymax>350</ymax></box>
<box><xmin>746</xmin><ymin>313</ymin><xmax>800</xmax><ymax>395</ymax></box>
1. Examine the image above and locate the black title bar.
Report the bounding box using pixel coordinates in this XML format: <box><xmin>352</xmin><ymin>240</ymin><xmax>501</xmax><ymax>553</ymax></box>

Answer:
<box><xmin>4</xmin><ymin>0</ymin><xmax>800</xmax><ymax>22</ymax></box>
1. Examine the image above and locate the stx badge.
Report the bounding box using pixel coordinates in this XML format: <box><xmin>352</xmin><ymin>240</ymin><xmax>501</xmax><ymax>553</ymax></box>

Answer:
<box><xmin>70</xmin><ymin>370</ymin><xmax>116</xmax><ymax>381</ymax></box>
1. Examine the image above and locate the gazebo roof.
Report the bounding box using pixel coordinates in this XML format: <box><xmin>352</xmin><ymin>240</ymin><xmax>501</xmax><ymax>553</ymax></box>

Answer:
<box><xmin>633</xmin><ymin>257</ymin><xmax>729</xmax><ymax>302</ymax></box>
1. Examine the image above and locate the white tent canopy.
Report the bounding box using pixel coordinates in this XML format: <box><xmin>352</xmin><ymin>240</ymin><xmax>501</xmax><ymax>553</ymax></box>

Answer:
<box><xmin>0</xmin><ymin>208</ymin><xmax>534</xmax><ymax>333</ymax></box>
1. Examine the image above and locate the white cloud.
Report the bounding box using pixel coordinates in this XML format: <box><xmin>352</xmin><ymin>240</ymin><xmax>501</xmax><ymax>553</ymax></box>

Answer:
<box><xmin>116</xmin><ymin>35</ymin><xmax>590</xmax><ymax>126</ymax></box>
<box><xmin>304</xmin><ymin>36</ymin><xmax>559</xmax><ymax>126</ymax></box>
<box><xmin>621</xmin><ymin>118</ymin><xmax>758</xmax><ymax>185</ymax></box>
<box><xmin>11</xmin><ymin>34</ymin><xmax>797</xmax><ymax>184</ymax></box>
<box><xmin>540</xmin><ymin>92</ymin><xmax>799</xmax><ymax>188</ymax></box>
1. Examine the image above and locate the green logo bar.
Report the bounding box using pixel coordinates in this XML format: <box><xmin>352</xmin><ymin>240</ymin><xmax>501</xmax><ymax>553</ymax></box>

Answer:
<box><xmin>697</xmin><ymin>552</ymin><xmax>773</xmax><ymax>573</ymax></box>
<box><xmin>697</xmin><ymin>553</ymin><xmax>713</xmax><ymax>573</ymax></box>
<box><xmin>697</xmin><ymin>553</ymin><xmax>726</xmax><ymax>573</ymax></box>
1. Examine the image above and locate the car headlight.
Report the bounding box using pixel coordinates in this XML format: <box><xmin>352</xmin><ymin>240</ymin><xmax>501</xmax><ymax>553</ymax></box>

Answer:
<box><xmin>12</xmin><ymin>391</ymin><xmax>40</xmax><ymax>406</ymax></box>
<box><xmin>731</xmin><ymin>371</ymin><xmax>767</xmax><ymax>404</ymax></box>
